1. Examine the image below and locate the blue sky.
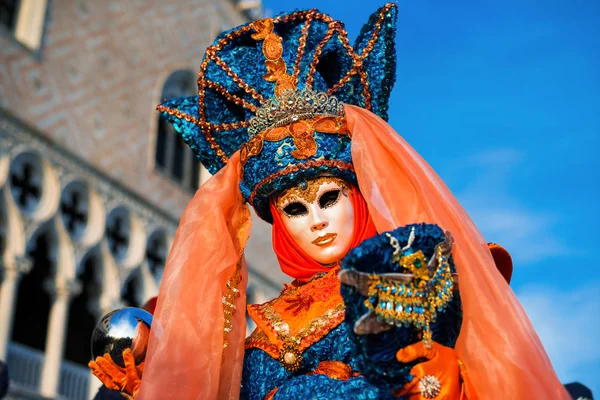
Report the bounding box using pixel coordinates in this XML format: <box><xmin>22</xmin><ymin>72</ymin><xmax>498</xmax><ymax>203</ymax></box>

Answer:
<box><xmin>262</xmin><ymin>0</ymin><xmax>600</xmax><ymax>393</ymax></box>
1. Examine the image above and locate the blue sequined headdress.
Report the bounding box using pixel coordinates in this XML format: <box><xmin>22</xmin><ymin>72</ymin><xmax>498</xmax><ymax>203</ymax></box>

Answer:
<box><xmin>158</xmin><ymin>4</ymin><xmax>398</xmax><ymax>221</ymax></box>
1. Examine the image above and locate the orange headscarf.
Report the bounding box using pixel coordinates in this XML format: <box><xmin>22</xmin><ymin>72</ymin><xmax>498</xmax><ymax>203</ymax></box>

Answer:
<box><xmin>271</xmin><ymin>186</ymin><xmax>377</xmax><ymax>282</ymax></box>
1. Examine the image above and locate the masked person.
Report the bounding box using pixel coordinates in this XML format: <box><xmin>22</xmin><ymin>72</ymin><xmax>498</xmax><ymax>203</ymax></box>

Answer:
<box><xmin>90</xmin><ymin>4</ymin><xmax>568</xmax><ymax>399</ymax></box>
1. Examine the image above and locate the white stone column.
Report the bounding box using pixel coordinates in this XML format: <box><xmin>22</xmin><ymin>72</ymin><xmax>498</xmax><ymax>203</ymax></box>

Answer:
<box><xmin>0</xmin><ymin>255</ymin><xmax>33</xmax><ymax>359</ymax></box>
<box><xmin>39</xmin><ymin>279</ymin><xmax>82</xmax><ymax>398</ymax></box>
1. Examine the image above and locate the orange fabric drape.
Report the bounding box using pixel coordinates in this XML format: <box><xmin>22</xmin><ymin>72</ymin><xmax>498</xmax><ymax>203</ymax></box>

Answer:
<box><xmin>138</xmin><ymin>105</ymin><xmax>568</xmax><ymax>400</ymax></box>
<box><xmin>138</xmin><ymin>152</ymin><xmax>251</xmax><ymax>400</ymax></box>
<box><xmin>271</xmin><ymin>185</ymin><xmax>377</xmax><ymax>282</ymax></box>
<box><xmin>346</xmin><ymin>104</ymin><xmax>569</xmax><ymax>399</ymax></box>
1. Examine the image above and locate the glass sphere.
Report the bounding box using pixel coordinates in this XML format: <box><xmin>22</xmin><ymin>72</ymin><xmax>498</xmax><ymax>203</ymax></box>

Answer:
<box><xmin>91</xmin><ymin>307</ymin><xmax>153</xmax><ymax>367</ymax></box>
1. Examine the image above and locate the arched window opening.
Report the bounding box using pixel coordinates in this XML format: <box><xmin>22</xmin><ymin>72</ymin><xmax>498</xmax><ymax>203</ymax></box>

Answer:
<box><xmin>155</xmin><ymin>70</ymin><xmax>202</xmax><ymax>193</ymax></box>
<box><xmin>146</xmin><ymin>232</ymin><xmax>168</xmax><ymax>284</ymax></box>
<box><xmin>64</xmin><ymin>252</ymin><xmax>102</xmax><ymax>366</ymax></box>
<box><xmin>0</xmin><ymin>0</ymin><xmax>18</xmax><ymax>30</ymax></box>
<box><xmin>0</xmin><ymin>0</ymin><xmax>49</xmax><ymax>53</ymax></box>
<box><xmin>105</xmin><ymin>207</ymin><xmax>131</xmax><ymax>263</ymax></box>
<box><xmin>12</xmin><ymin>230</ymin><xmax>53</xmax><ymax>351</ymax></box>
<box><xmin>121</xmin><ymin>270</ymin><xmax>143</xmax><ymax>308</ymax></box>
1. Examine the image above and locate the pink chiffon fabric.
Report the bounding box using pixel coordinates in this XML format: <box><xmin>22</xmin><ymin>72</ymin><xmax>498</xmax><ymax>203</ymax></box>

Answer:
<box><xmin>138</xmin><ymin>152</ymin><xmax>251</xmax><ymax>400</ymax></box>
<box><xmin>346</xmin><ymin>104</ymin><xmax>569</xmax><ymax>399</ymax></box>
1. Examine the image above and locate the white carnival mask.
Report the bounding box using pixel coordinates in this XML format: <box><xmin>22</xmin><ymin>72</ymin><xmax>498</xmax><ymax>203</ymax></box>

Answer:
<box><xmin>275</xmin><ymin>177</ymin><xmax>355</xmax><ymax>265</ymax></box>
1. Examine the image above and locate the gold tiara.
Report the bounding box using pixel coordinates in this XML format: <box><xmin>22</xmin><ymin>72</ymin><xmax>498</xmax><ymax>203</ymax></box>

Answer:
<box><xmin>247</xmin><ymin>88</ymin><xmax>345</xmax><ymax>137</ymax></box>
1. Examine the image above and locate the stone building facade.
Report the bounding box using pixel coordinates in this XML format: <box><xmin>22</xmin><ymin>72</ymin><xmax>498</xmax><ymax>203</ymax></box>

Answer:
<box><xmin>0</xmin><ymin>1</ymin><xmax>284</xmax><ymax>399</ymax></box>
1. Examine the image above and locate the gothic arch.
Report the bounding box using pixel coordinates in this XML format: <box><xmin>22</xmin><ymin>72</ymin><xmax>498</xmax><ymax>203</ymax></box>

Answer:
<box><xmin>104</xmin><ymin>205</ymin><xmax>146</xmax><ymax>270</ymax></box>
<box><xmin>65</xmin><ymin>246</ymin><xmax>103</xmax><ymax>366</ymax></box>
<box><xmin>1</xmin><ymin>114</ymin><xmax>179</xmax><ymax>398</ymax></box>
<box><xmin>120</xmin><ymin>267</ymin><xmax>145</xmax><ymax>308</ymax></box>
<box><xmin>11</xmin><ymin>221</ymin><xmax>58</xmax><ymax>352</ymax></box>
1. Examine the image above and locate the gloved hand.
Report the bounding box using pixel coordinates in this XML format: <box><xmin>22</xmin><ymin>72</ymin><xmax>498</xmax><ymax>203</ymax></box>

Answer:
<box><xmin>393</xmin><ymin>341</ymin><xmax>462</xmax><ymax>399</ymax></box>
<box><xmin>88</xmin><ymin>348</ymin><xmax>144</xmax><ymax>398</ymax></box>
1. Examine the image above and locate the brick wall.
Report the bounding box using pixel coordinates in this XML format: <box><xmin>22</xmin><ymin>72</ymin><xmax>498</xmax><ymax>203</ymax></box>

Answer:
<box><xmin>0</xmin><ymin>0</ymin><xmax>287</xmax><ymax>287</ymax></box>
<box><xmin>0</xmin><ymin>0</ymin><xmax>248</xmax><ymax>219</ymax></box>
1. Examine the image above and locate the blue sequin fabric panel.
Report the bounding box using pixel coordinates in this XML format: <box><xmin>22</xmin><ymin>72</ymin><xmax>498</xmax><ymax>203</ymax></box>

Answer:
<box><xmin>351</xmin><ymin>5</ymin><xmax>397</xmax><ymax>121</ymax></box>
<box><xmin>240</xmin><ymin>132</ymin><xmax>355</xmax><ymax>222</ymax></box>
<box><xmin>341</xmin><ymin>223</ymin><xmax>463</xmax><ymax>389</ymax></box>
<box><xmin>241</xmin><ymin>324</ymin><xmax>402</xmax><ymax>400</ymax></box>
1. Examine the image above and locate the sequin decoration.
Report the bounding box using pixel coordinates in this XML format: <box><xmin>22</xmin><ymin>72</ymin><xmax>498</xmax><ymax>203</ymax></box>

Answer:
<box><xmin>251</xmin><ymin>18</ymin><xmax>296</xmax><ymax>97</ymax></box>
<box><xmin>157</xmin><ymin>4</ymin><xmax>399</xmax><ymax>222</ymax></box>
<box><xmin>242</xmin><ymin>324</ymin><xmax>399</xmax><ymax>400</ymax></box>
<box><xmin>222</xmin><ymin>258</ymin><xmax>243</xmax><ymax>355</ymax></box>
<box><xmin>241</xmin><ymin>114</ymin><xmax>349</xmax><ymax>165</ymax></box>
<box><xmin>274</xmin><ymin>176</ymin><xmax>348</xmax><ymax>209</ymax></box>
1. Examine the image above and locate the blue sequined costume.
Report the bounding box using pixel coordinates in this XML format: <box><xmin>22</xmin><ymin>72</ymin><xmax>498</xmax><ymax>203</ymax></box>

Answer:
<box><xmin>241</xmin><ymin>224</ymin><xmax>462</xmax><ymax>400</ymax></box>
<box><xmin>242</xmin><ymin>325</ymin><xmax>397</xmax><ymax>400</ymax></box>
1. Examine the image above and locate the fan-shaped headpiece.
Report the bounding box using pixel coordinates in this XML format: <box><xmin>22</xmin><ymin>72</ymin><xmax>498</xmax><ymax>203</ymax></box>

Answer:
<box><xmin>158</xmin><ymin>4</ymin><xmax>398</xmax><ymax>221</ymax></box>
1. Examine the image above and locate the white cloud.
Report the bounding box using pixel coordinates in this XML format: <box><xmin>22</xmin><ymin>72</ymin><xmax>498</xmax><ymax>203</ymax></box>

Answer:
<box><xmin>517</xmin><ymin>285</ymin><xmax>600</xmax><ymax>394</ymax></box>
<box><xmin>451</xmin><ymin>148</ymin><xmax>571</xmax><ymax>264</ymax></box>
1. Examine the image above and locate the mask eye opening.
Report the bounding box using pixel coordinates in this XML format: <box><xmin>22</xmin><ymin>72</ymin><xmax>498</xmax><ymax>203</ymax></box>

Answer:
<box><xmin>283</xmin><ymin>201</ymin><xmax>309</xmax><ymax>217</ymax></box>
<box><xmin>318</xmin><ymin>189</ymin><xmax>341</xmax><ymax>209</ymax></box>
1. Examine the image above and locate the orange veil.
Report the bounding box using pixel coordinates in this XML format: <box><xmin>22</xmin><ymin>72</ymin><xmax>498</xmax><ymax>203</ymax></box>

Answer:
<box><xmin>346</xmin><ymin>104</ymin><xmax>569</xmax><ymax>399</ymax></box>
<box><xmin>138</xmin><ymin>108</ymin><xmax>569</xmax><ymax>399</ymax></box>
<box><xmin>138</xmin><ymin>153</ymin><xmax>251</xmax><ymax>399</ymax></box>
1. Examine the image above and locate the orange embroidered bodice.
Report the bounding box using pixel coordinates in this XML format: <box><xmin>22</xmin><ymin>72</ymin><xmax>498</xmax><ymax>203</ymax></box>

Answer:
<box><xmin>245</xmin><ymin>268</ymin><xmax>345</xmax><ymax>369</ymax></box>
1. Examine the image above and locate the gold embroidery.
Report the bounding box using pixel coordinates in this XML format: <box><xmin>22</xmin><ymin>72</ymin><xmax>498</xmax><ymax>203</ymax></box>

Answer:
<box><xmin>248</xmin><ymin>160</ymin><xmax>355</xmax><ymax>205</ymax></box>
<box><xmin>274</xmin><ymin>176</ymin><xmax>348</xmax><ymax>209</ymax></box>
<box><xmin>245</xmin><ymin>270</ymin><xmax>346</xmax><ymax>370</ymax></box>
<box><xmin>222</xmin><ymin>258</ymin><xmax>243</xmax><ymax>355</ymax></box>
<box><xmin>240</xmin><ymin>115</ymin><xmax>350</xmax><ymax>165</ymax></box>
<box><xmin>251</xmin><ymin>18</ymin><xmax>296</xmax><ymax>97</ymax></box>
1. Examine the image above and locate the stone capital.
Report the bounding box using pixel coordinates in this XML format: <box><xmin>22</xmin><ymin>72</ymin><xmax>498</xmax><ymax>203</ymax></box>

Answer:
<box><xmin>0</xmin><ymin>255</ymin><xmax>33</xmax><ymax>281</ymax></box>
<box><xmin>43</xmin><ymin>278</ymin><xmax>83</xmax><ymax>301</ymax></box>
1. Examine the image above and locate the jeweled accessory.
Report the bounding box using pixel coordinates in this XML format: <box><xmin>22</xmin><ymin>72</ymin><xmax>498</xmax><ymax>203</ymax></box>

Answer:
<box><xmin>222</xmin><ymin>258</ymin><xmax>242</xmax><ymax>353</ymax></box>
<box><xmin>419</xmin><ymin>375</ymin><xmax>442</xmax><ymax>399</ymax></box>
<box><xmin>247</xmin><ymin>88</ymin><xmax>345</xmax><ymax>137</ymax></box>
<box><xmin>363</xmin><ymin>228</ymin><xmax>455</xmax><ymax>347</ymax></box>
<box><xmin>279</xmin><ymin>344</ymin><xmax>303</xmax><ymax>372</ymax></box>
<box><xmin>156</xmin><ymin>4</ymin><xmax>398</xmax><ymax>222</ymax></box>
